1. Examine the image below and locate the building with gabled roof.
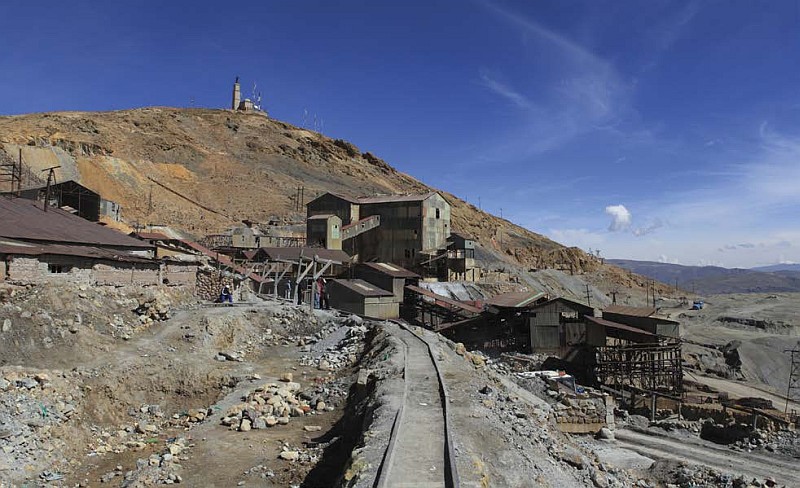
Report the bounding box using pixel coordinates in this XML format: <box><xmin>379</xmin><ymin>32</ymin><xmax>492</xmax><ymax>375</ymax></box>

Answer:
<box><xmin>306</xmin><ymin>191</ymin><xmax>450</xmax><ymax>270</ymax></box>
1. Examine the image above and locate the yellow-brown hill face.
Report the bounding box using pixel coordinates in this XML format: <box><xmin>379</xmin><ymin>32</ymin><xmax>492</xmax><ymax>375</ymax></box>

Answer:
<box><xmin>0</xmin><ymin>107</ymin><xmax>596</xmax><ymax>271</ymax></box>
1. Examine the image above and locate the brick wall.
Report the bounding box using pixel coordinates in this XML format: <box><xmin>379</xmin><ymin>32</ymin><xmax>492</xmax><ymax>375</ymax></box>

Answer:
<box><xmin>163</xmin><ymin>262</ymin><xmax>197</xmax><ymax>289</ymax></box>
<box><xmin>93</xmin><ymin>262</ymin><xmax>159</xmax><ymax>286</ymax></box>
<box><xmin>4</xmin><ymin>254</ymin><xmax>201</xmax><ymax>289</ymax></box>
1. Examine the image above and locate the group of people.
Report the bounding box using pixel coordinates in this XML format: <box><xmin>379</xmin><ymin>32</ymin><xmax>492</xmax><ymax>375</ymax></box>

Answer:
<box><xmin>282</xmin><ymin>278</ymin><xmax>329</xmax><ymax>309</ymax></box>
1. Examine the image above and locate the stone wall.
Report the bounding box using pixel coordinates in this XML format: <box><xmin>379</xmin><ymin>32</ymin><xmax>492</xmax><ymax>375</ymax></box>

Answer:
<box><xmin>196</xmin><ymin>269</ymin><xmax>237</xmax><ymax>302</ymax></box>
<box><xmin>0</xmin><ymin>260</ymin><xmax>6</xmax><ymax>281</ymax></box>
<box><xmin>548</xmin><ymin>380</ymin><xmax>615</xmax><ymax>434</ymax></box>
<box><xmin>5</xmin><ymin>256</ymin><xmax>161</xmax><ymax>286</ymax></box>
<box><xmin>93</xmin><ymin>262</ymin><xmax>159</xmax><ymax>286</ymax></box>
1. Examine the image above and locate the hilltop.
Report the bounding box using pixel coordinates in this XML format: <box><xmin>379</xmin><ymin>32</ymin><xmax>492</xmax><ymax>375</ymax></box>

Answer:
<box><xmin>0</xmin><ymin>107</ymin><xmax>594</xmax><ymax>272</ymax></box>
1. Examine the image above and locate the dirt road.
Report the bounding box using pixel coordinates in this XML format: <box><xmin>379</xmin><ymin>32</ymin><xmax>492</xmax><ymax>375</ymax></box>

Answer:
<box><xmin>615</xmin><ymin>429</ymin><xmax>800</xmax><ymax>485</ymax></box>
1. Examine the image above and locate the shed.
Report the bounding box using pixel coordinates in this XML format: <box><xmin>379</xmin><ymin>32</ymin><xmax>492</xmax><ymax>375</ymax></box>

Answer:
<box><xmin>602</xmin><ymin>305</ymin><xmax>680</xmax><ymax>338</ymax></box>
<box><xmin>528</xmin><ymin>297</ymin><xmax>597</xmax><ymax>355</ymax></box>
<box><xmin>326</xmin><ymin>279</ymin><xmax>398</xmax><ymax>319</ymax></box>
<box><xmin>353</xmin><ymin>262</ymin><xmax>419</xmax><ymax>303</ymax></box>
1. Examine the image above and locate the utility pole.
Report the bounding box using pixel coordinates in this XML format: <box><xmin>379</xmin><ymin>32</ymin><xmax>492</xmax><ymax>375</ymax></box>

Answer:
<box><xmin>41</xmin><ymin>166</ymin><xmax>60</xmax><ymax>212</ymax></box>
<box><xmin>585</xmin><ymin>284</ymin><xmax>592</xmax><ymax>307</ymax></box>
<box><xmin>786</xmin><ymin>342</ymin><xmax>800</xmax><ymax>414</ymax></box>
<box><xmin>610</xmin><ymin>290</ymin><xmax>618</xmax><ymax>304</ymax></box>
<box><xmin>148</xmin><ymin>184</ymin><xmax>153</xmax><ymax>214</ymax></box>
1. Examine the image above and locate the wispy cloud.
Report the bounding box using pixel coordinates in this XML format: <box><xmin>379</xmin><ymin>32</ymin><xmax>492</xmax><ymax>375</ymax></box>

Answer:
<box><xmin>470</xmin><ymin>1</ymin><xmax>633</xmax><ymax>160</ymax></box>
<box><xmin>477</xmin><ymin>70</ymin><xmax>531</xmax><ymax>109</ymax></box>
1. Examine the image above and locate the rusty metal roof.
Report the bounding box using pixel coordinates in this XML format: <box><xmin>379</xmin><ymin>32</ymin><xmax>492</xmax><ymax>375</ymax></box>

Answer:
<box><xmin>357</xmin><ymin>192</ymin><xmax>438</xmax><ymax>205</ymax></box>
<box><xmin>0</xmin><ymin>242</ymin><xmax>154</xmax><ymax>264</ymax></box>
<box><xmin>258</xmin><ymin>247</ymin><xmax>351</xmax><ymax>263</ymax></box>
<box><xmin>585</xmin><ymin>315</ymin><xmax>657</xmax><ymax>337</ymax></box>
<box><xmin>359</xmin><ymin>262</ymin><xmax>419</xmax><ymax>278</ymax></box>
<box><xmin>603</xmin><ymin>304</ymin><xmax>657</xmax><ymax>317</ymax></box>
<box><xmin>0</xmin><ymin>197</ymin><xmax>152</xmax><ymax>249</ymax></box>
<box><xmin>487</xmin><ymin>290</ymin><xmax>547</xmax><ymax>308</ymax></box>
<box><xmin>330</xmin><ymin>279</ymin><xmax>393</xmax><ymax>297</ymax></box>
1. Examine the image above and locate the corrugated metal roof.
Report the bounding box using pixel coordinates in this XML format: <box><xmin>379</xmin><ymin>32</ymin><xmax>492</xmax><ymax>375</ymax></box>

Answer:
<box><xmin>531</xmin><ymin>296</ymin><xmax>594</xmax><ymax>312</ymax></box>
<box><xmin>0</xmin><ymin>242</ymin><xmax>154</xmax><ymax>264</ymax></box>
<box><xmin>258</xmin><ymin>247</ymin><xmax>351</xmax><ymax>263</ymax></box>
<box><xmin>133</xmin><ymin>232</ymin><xmax>172</xmax><ymax>241</ymax></box>
<box><xmin>0</xmin><ymin>197</ymin><xmax>151</xmax><ymax>249</ymax></box>
<box><xmin>585</xmin><ymin>315</ymin><xmax>656</xmax><ymax>336</ymax></box>
<box><xmin>405</xmin><ymin>285</ymin><xmax>484</xmax><ymax>315</ymax></box>
<box><xmin>487</xmin><ymin>290</ymin><xmax>547</xmax><ymax>308</ymax></box>
<box><xmin>360</xmin><ymin>262</ymin><xmax>419</xmax><ymax>278</ymax></box>
<box><xmin>357</xmin><ymin>192</ymin><xmax>438</xmax><ymax>204</ymax></box>
<box><xmin>330</xmin><ymin>279</ymin><xmax>393</xmax><ymax>297</ymax></box>
<box><xmin>307</xmin><ymin>214</ymin><xmax>337</xmax><ymax>220</ymax></box>
<box><xmin>603</xmin><ymin>305</ymin><xmax>657</xmax><ymax>317</ymax></box>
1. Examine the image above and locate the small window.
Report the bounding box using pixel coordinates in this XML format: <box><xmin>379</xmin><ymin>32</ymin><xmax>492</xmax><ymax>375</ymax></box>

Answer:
<box><xmin>435</xmin><ymin>208</ymin><xmax>440</xmax><ymax>219</ymax></box>
<box><xmin>48</xmin><ymin>264</ymin><xmax>67</xmax><ymax>274</ymax></box>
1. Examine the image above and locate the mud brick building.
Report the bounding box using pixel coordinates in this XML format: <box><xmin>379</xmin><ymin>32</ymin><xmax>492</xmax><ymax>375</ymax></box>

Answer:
<box><xmin>0</xmin><ymin>197</ymin><xmax>197</xmax><ymax>286</ymax></box>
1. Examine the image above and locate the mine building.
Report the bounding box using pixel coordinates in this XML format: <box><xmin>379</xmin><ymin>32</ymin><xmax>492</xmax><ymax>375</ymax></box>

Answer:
<box><xmin>326</xmin><ymin>278</ymin><xmax>399</xmax><ymax>320</ymax></box>
<box><xmin>446</xmin><ymin>232</ymin><xmax>480</xmax><ymax>281</ymax></box>
<box><xmin>306</xmin><ymin>191</ymin><xmax>451</xmax><ymax>271</ymax></box>
<box><xmin>0</xmin><ymin>197</ymin><xmax>182</xmax><ymax>286</ymax></box>
<box><xmin>0</xmin><ymin>179</ymin><xmax>121</xmax><ymax>223</ymax></box>
<box><xmin>527</xmin><ymin>296</ymin><xmax>683</xmax><ymax>399</ymax></box>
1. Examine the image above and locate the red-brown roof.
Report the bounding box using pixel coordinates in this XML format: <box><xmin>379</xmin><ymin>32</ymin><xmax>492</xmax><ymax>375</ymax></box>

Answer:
<box><xmin>0</xmin><ymin>243</ymin><xmax>154</xmax><ymax>264</ymax></box>
<box><xmin>0</xmin><ymin>197</ymin><xmax>152</xmax><ymax>249</ymax></box>
<box><xmin>585</xmin><ymin>315</ymin><xmax>657</xmax><ymax>339</ymax></box>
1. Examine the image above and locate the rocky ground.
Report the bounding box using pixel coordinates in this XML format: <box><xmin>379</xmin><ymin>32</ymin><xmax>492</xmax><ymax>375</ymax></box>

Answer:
<box><xmin>1</xmin><ymin>281</ymin><xmax>798</xmax><ymax>487</ymax></box>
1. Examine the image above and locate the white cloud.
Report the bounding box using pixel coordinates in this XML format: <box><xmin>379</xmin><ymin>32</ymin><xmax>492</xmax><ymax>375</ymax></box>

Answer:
<box><xmin>605</xmin><ymin>204</ymin><xmax>632</xmax><ymax>232</ymax></box>
<box><xmin>478</xmin><ymin>71</ymin><xmax>531</xmax><ymax>109</ymax></box>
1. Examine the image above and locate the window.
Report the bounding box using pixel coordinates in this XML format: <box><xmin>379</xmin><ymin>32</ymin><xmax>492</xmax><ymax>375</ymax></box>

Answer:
<box><xmin>435</xmin><ymin>208</ymin><xmax>440</xmax><ymax>219</ymax></box>
<box><xmin>48</xmin><ymin>264</ymin><xmax>67</xmax><ymax>274</ymax></box>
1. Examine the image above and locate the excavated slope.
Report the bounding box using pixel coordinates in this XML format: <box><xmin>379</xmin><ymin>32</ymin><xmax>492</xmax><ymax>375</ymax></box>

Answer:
<box><xmin>0</xmin><ymin>107</ymin><xmax>594</xmax><ymax>271</ymax></box>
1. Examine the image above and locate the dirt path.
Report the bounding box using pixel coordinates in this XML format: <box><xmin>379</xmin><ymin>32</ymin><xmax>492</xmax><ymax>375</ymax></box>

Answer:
<box><xmin>686</xmin><ymin>371</ymin><xmax>800</xmax><ymax>412</ymax></box>
<box><xmin>381</xmin><ymin>326</ymin><xmax>447</xmax><ymax>488</ymax></box>
<box><xmin>615</xmin><ymin>429</ymin><xmax>800</xmax><ymax>485</ymax></box>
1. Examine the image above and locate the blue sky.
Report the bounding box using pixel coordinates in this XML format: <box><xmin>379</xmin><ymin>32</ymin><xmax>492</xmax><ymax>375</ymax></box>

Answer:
<box><xmin>1</xmin><ymin>1</ymin><xmax>799</xmax><ymax>268</ymax></box>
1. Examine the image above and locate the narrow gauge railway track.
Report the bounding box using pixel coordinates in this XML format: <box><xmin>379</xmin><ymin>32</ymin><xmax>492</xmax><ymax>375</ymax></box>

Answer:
<box><xmin>374</xmin><ymin>321</ymin><xmax>460</xmax><ymax>488</ymax></box>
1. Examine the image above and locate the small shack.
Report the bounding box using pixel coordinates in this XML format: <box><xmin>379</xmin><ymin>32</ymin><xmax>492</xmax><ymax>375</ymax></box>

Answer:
<box><xmin>354</xmin><ymin>262</ymin><xmax>419</xmax><ymax>303</ymax></box>
<box><xmin>529</xmin><ymin>297</ymin><xmax>597</xmax><ymax>355</ymax></box>
<box><xmin>326</xmin><ymin>279</ymin><xmax>398</xmax><ymax>319</ymax></box>
<box><xmin>603</xmin><ymin>305</ymin><xmax>680</xmax><ymax>338</ymax></box>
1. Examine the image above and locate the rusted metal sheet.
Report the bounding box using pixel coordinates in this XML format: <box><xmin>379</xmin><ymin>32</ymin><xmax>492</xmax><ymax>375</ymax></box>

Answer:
<box><xmin>486</xmin><ymin>290</ymin><xmax>547</xmax><ymax>309</ymax></box>
<box><xmin>0</xmin><ymin>197</ymin><xmax>151</xmax><ymax>249</ymax></box>
<box><xmin>0</xmin><ymin>243</ymin><xmax>154</xmax><ymax>263</ymax></box>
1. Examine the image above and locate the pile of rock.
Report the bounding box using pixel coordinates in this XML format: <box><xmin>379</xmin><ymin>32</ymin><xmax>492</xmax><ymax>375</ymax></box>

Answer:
<box><xmin>0</xmin><ymin>367</ymin><xmax>82</xmax><ymax>482</ymax></box>
<box><xmin>453</xmin><ymin>342</ymin><xmax>487</xmax><ymax>368</ymax></box>
<box><xmin>300</xmin><ymin>319</ymin><xmax>368</xmax><ymax>372</ymax></box>
<box><xmin>220</xmin><ymin>376</ymin><xmax>331</xmax><ymax>432</ymax></box>
<box><xmin>111</xmin><ymin>437</ymin><xmax>191</xmax><ymax>486</ymax></box>
<box><xmin>134</xmin><ymin>296</ymin><xmax>172</xmax><ymax>325</ymax></box>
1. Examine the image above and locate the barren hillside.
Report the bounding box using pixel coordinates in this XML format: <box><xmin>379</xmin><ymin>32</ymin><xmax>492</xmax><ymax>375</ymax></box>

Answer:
<box><xmin>0</xmin><ymin>107</ymin><xmax>599</xmax><ymax>272</ymax></box>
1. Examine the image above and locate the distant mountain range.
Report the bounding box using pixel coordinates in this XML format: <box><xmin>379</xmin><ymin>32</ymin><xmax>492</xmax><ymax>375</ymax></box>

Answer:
<box><xmin>751</xmin><ymin>263</ymin><xmax>800</xmax><ymax>272</ymax></box>
<box><xmin>607</xmin><ymin>259</ymin><xmax>800</xmax><ymax>295</ymax></box>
